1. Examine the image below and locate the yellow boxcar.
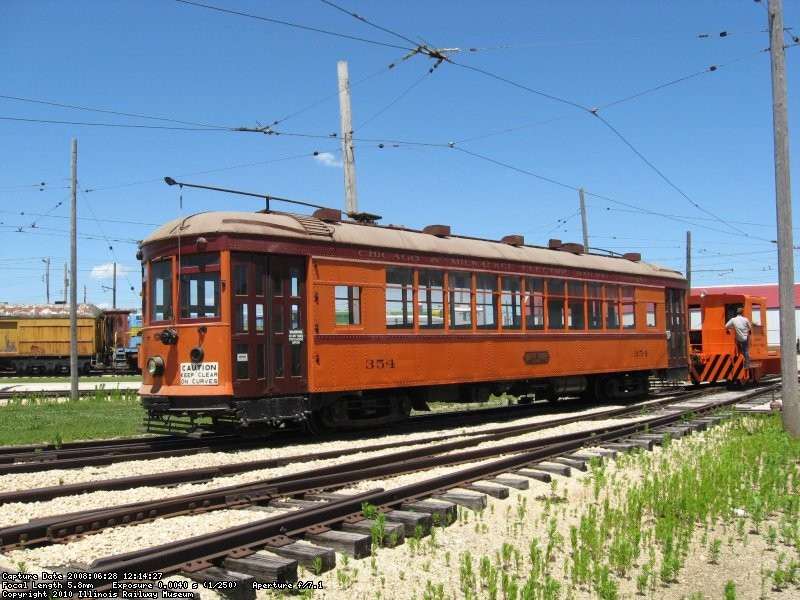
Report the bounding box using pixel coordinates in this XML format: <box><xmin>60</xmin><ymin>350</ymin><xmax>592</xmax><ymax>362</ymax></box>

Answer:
<box><xmin>0</xmin><ymin>304</ymin><xmax>102</xmax><ymax>374</ymax></box>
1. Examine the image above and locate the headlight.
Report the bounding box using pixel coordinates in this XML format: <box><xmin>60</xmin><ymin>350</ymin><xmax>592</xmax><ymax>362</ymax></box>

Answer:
<box><xmin>147</xmin><ymin>356</ymin><xmax>165</xmax><ymax>377</ymax></box>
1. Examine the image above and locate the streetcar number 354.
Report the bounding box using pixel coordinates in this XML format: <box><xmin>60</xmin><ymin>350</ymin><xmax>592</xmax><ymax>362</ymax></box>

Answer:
<box><xmin>366</xmin><ymin>358</ymin><xmax>396</xmax><ymax>369</ymax></box>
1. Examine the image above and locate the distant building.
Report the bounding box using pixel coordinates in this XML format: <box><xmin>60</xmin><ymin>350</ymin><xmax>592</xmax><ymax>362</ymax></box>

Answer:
<box><xmin>689</xmin><ymin>283</ymin><xmax>800</xmax><ymax>346</ymax></box>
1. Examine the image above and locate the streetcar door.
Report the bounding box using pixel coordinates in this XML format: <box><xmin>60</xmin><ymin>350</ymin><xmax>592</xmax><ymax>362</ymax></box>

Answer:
<box><xmin>230</xmin><ymin>253</ymin><xmax>307</xmax><ymax>397</ymax></box>
<box><xmin>665</xmin><ymin>287</ymin><xmax>688</xmax><ymax>368</ymax></box>
<box><xmin>268</xmin><ymin>255</ymin><xmax>308</xmax><ymax>395</ymax></box>
<box><xmin>231</xmin><ymin>253</ymin><xmax>268</xmax><ymax>397</ymax></box>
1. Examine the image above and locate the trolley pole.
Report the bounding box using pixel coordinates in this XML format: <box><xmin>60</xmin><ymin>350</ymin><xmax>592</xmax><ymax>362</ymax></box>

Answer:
<box><xmin>768</xmin><ymin>0</ymin><xmax>799</xmax><ymax>435</ymax></box>
<box><xmin>70</xmin><ymin>139</ymin><xmax>79</xmax><ymax>400</ymax></box>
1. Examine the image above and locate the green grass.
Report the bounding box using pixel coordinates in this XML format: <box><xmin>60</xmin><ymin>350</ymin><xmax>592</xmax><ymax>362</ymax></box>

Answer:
<box><xmin>0</xmin><ymin>391</ymin><xmax>146</xmax><ymax>445</ymax></box>
<box><xmin>0</xmin><ymin>375</ymin><xmax>141</xmax><ymax>384</ymax></box>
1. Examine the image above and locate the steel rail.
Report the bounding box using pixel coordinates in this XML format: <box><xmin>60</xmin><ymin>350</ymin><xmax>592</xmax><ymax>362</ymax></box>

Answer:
<box><xmin>0</xmin><ymin>388</ymin><xmax>706</xmax><ymax>504</ymax></box>
<box><xmin>0</xmin><ymin>387</ymin><xmax>769</xmax><ymax>551</ymax></box>
<box><xmin>85</xmin><ymin>389</ymin><xmax>763</xmax><ymax>584</ymax></box>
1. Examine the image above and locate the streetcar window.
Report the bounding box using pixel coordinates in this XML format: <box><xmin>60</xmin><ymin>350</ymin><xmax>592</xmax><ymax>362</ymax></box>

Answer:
<box><xmin>386</xmin><ymin>267</ymin><xmax>414</xmax><ymax>329</ymax></box>
<box><xmin>290</xmin><ymin>268</ymin><xmax>301</xmax><ymax>297</ymax></box>
<box><xmin>604</xmin><ymin>285</ymin><xmax>621</xmax><ymax>329</ymax></box>
<box><xmin>621</xmin><ymin>286</ymin><xmax>635</xmax><ymax>329</ymax></box>
<box><xmin>272</xmin><ymin>265</ymin><xmax>284</xmax><ymax>297</ymax></box>
<box><xmin>524</xmin><ymin>278</ymin><xmax>545</xmax><ymax>330</ymax></box>
<box><xmin>547</xmin><ymin>279</ymin><xmax>565</xmax><ymax>330</ymax></box>
<box><xmin>448</xmin><ymin>272</ymin><xmax>472</xmax><ymax>330</ymax></box>
<box><xmin>179</xmin><ymin>253</ymin><xmax>220</xmax><ymax>319</ymax></box>
<box><xmin>291</xmin><ymin>344</ymin><xmax>302</xmax><ymax>377</ymax></box>
<box><xmin>335</xmin><ymin>285</ymin><xmax>361</xmax><ymax>325</ymax></box>
<box><xmin>236</xmin><ymin>304</ymin><xmax>248</xmax><ymax>333</ymax></box>
<box><xmin>418</xmin><ymin>269</ymin><xmax>444</xmax><ymax>329</ymax></box>
<box><xmin>646</xmin><ymin>302</ymin><xmax>657</xmax><ymax>327</ymax></box>
<box><xmin>255</xmin><ymin>304</ymin><xmax>264</xmax><ymax>332</ymax></box>
<box><xmin>235</xmin><ymin>343</ymin><xmax>248</xmax><ymax>380</ymax></box>
<box><xmin>255</xmin><ymin>262</ymin><xmax>265</xmax><ymax>297</ymax></box>
<box><xmin>587</xmin><ymin>283</ymin><xmax>603</xmax><ymax>330</ymax></box>
<box><xmin>290</xmin><ymin>304</ymin><xmax>301</xmax><ymax>330</ymax></box>
<box><xmin>141</xmin><ymin>264</ymin><xmax>147</xmax><ymax>317</ymax></box>
<box><xmin>752</xmin><ymin>303</ymin><xmax>763</xmax><ymax>326</ymax></box>
<box><xmin>689</xmin><ymin>305</ymin><xmax>702</xmax><ymax>330</ymax></box>
<box><xmin>501</xmin><ymin>276</ymin><xmax>522</xmax><ymax>330</ymax></box>
<box><xmin>476</xmin><ymin>274</ymin><xmax>498</xmax><ymax>330</ymax></box>
<box><xmin>150</xmin><ymin>260</ymin><xmax>173</xmax><ymax>322</ymax></box>
<box><xmin>567</xmin><ymin>281</ymin><xmax>585</xmax><ymax>330</ymax></box>
<box><xmin>234</xmin><ymin>265</ymin><xmax>247</xmax><ymax>295</ymax></box>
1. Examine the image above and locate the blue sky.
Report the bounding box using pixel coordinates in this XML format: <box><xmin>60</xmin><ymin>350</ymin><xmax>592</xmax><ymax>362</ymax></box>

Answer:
<box><xmin>1</xmin><ymin>1</ymin><xmax>798</xmax><ymax>309</ymax></box>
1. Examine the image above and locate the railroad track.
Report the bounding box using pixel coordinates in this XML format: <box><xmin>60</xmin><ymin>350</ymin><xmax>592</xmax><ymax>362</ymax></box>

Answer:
<box><xmin>0</xmin><ymin>387</ymin><xmax>704</xmax><ymax>475</ymax></box>
<box><xmin>0</xmin><ymin>392</ymin><xmax>705</xmax><ymax>504</ymax></box>
<box><xmin>0</xmin><ymin>383</ymin><xmax>776</xmax><ymax>592</ymax></box>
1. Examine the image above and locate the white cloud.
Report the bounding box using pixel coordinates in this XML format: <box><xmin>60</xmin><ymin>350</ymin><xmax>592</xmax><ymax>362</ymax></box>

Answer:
<box><xmin>90</xmin><ymin>263</ymin><xmax>133</xmax><ymax>280</ymax></box>
<box><xmin>313</xmin><ymin>152</ymin><xmax>342</xmax><ymax>168</ymax></box>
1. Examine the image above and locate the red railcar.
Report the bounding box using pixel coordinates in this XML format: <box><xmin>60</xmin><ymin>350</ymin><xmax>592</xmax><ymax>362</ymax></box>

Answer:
<box><xmin>137</xmin><ymin>209</ymin><xmax>688</xmax><ymax>434</ymax></box>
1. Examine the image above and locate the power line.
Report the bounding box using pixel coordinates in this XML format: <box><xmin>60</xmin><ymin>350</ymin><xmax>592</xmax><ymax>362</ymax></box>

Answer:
<box><xmin>452</xmin><ymin>146</ymin><xmax>773</xmax><ymax>242</ymax></box>
<box><xmin>445</xmin><ymin>56</ymin><xmax>751</xmax><ymax>238</ymax></box>
<box><xmin>319</xmin><ymin>0</ymin><xmax>422</xmax><ymax>50</ymax></box>
<box><xmin>0</xmin><ymin>116</ymin><xmax>229</xmax><ymax>131</ymax></box>
<box><xmin>462</xmin><ymin>29</ymin><xmax>768</xmax><ymax>53</ymax></box>
<box><xmin>174</xmin><ymin>0</ymin><xmax>412</xmax><ymax>52</ymax></box>
<box><xmin>0</xmin><ymin>94</ymin><xmax>230</xmax><ymax>129</ymax></box>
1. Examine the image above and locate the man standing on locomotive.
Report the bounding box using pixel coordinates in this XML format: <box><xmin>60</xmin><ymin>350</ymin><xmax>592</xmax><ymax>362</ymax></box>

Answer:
<box><xmin>725</xmin><ymin>307</ymin><xmax>753</xmax><ymax>370</ymax></box>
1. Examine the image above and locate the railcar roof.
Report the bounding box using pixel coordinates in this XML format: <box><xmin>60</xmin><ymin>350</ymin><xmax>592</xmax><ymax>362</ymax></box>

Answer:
<box><xmin>142</xmin><ymin>211</ymin><xmax>686</xmax><ymax>283</ymax></box>
<box><xmin>0</xmin><ymin>303</ymin><xmax>102</xmax><ymax>319</ymax></box>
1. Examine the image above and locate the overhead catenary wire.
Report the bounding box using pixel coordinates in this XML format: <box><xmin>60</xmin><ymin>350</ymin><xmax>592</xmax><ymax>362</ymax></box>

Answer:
<box><xmin>174</xmin><ymin>0</ymin><xmax>413</xmax><ymax>53</ymax></box>
<box><xmin>177</xmin><ymin>0</ymin><xmax>771</xmax><ymax>243</ymax></box>
<box><xmin>451</xmin><ymin>146</ymin><xmax>774</xmax><ymax>242</ymax></box>
<box><xmin>4</xmin><ymin>0</ymin><xmax>792</xmax><ymax>292</ymax></box>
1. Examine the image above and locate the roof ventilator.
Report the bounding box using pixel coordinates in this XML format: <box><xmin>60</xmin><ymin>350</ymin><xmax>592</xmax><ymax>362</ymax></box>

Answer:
<box><xmin>500</xmin><ymin>235</ymin><xmax>525</xmax><ymax>246</ymax></box>
<box><xmin>312</xmin><ymin>208</ymin><xmax>342</xmax><ymax>222</ymax></box>
<box><xmin>561</xmin><ymin>243</ymin><xmax>584</xmax><ymax>254</ymax></box>
<box><xmin>423</xmin><ymin>224</ymin><xmax>451</xmax><ymax>237</ymax></box>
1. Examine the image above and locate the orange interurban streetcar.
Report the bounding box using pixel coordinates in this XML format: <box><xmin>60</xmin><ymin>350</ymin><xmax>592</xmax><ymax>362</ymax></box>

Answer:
<box><xmin>137</xmin><ymin>208</ymin><xmax>689</xmax><ymax>435</ymax></box>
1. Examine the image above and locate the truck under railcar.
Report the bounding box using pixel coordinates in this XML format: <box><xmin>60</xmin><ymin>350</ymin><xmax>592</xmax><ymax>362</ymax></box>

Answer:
<box><xmin>137</xmin><ymin>209</ymin><xmax>689</xmax><ymax>435</ymax></box>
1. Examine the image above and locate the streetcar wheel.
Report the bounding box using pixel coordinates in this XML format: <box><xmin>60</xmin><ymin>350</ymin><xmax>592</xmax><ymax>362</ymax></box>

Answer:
<box><xmin>593</xmin><ymin>377</ymin><xmax>614</xmax><ymax>402</ymax></box>
<box><xmin>304</xmin><ymin>409</ymin><xmax>335</xmax><ymax>435</ymax></box>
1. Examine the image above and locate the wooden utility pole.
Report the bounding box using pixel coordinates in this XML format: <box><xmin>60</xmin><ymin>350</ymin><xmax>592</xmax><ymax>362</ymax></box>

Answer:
<box><xmin>43</xmin><ymin>257</ymin><xmax>50</xmax><ymax>304</ymax></box>
<box><xmin>70</xmin><ymin>139</ymin><xmax>79</xmax><ymax>400</ymax></box>
<box><xmin>579</xmin><ymin>188</ymin><xmax>589</xmax><ymax>250</ymax></box>
<box><xmin>686</xmin><ymin>231</ymin><xmax>692</xmax><ymax>293</ymax></box>
<box><xmin>337</xmin><ymin>60</ymin><xmax>358</xmax><ymax>215</ymax></box>
<box><xmin>113</xmin><ymin>262</ymin><xmax>117</xmax><ymax>309</ymax></box>
<box><xmin>768</xmin><ymin>0</ymin><xmax>799</xmax><ymax>435</ymax></box>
